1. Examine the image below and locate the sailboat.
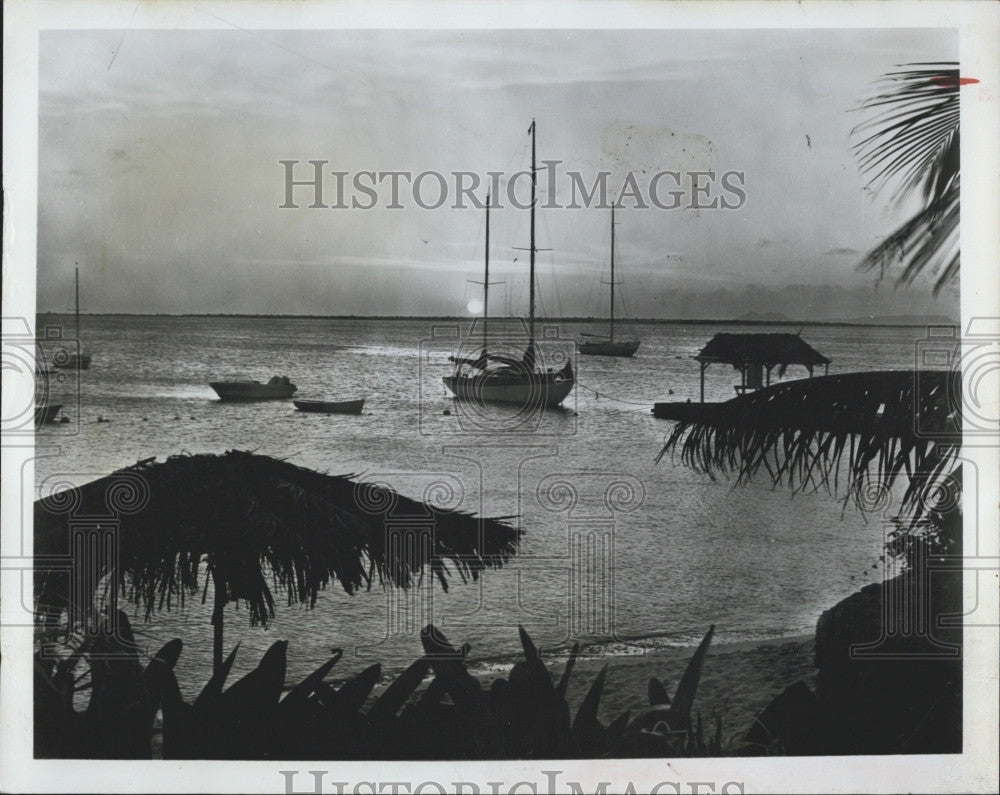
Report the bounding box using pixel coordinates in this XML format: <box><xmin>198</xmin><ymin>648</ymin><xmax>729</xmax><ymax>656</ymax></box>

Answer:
<box><xmin>35</xmin><ymin>403</ymin><xmax>63</xmax><ymax>427</ymax></box>
<box><xmin>443</xmin><ymin>120</ymin><xmax>575</xmax><ymax>408</ymax></box>
<box><xmin>579</xmin><ymin>204</ymin><xmax>640</xmax><ymax>357</ymax></box>
<box><xmin>53</xmin><ymin>267</ymin><xmax>92</xmax><ymax>370</ymax></box>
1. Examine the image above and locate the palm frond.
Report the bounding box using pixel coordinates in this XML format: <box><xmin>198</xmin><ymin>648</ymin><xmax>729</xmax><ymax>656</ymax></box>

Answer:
<box><xmin>853</xmin><ymin>63</ymin><xmax>959</xmax><ymax>198</ymax></box>
<box><xmin>656</xmin><ymin>371</ymin><xmax>961</xmax><ymax>522</ymax></box>
<box><xmin>852</xmin><ymin>62</ymin><xmax>961</xmax><ymax>294</ymax></box>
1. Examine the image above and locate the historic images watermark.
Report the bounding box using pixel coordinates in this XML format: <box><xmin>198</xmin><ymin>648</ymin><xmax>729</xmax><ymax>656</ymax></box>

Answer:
<box><xmin>279</xmin><ymin>769</ymin><xmax>746</xmax><ymax>794</ymax></box>
<box><xmin>1</xmin><ymin>316</ymin><xmax>82</xmax><ymax>443</ymax></box>
<box><xmin>914</xmin><ymin>320</ymin><xmax>1000</xmax><ymax>442</ymax></box>
<box><xmin>278</xmin><ymin>161</ymin><xmax>747</xmax><ymax>211</ymax></box>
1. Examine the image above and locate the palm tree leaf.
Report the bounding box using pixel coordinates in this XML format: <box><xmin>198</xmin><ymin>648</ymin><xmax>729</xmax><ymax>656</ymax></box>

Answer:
<box><xmin>408</xmin><ymin>672</ymin><xmax>448</xmax><ymax>718</ymax></box>
<box><xmin>657</xmin><ymin>371</ymin><xmax>961</xmax><ymax>523</ymax></box>
<box><xmin>555</xmin><ymin>643</ymin><xmax>579</xmax><ymax>701</ymax></box>
<box><xmin>648</xmin><ymin>676</ymin><xmax>671</xmax><ymax>706</ymax></box>
<box><xmin>515</xmin><ymin>624</ymin><xmax>554</xmax><ymax>695</ymax></box>
<box><xmin>572</xmin><ymin>663</ymin><xmax>609</xmax><ymax>732</ymax></box>
<box><xmin>281</xmin><ymin>648</ymin><xmax>343</xmax><ymax>707</ymax></box>
<box><xmin>222</xmin><ymin>640</ymin><xmax>287</xmax><ymax>705</ymax></box>
<box><xmin>368</xmin><ymin>656</ymin><xmax>432</xmax><ymax>722</ymax></box>
<box><xmin>858</xmin><ymin>185</ymin><xmax>959</xmax><ymax>295</ymax></box>
<box><xmin>852</xmin><ymin>62</ymin><xmax>961</xmax><ymax>292</ymax></box>
<box><xmin>150</xmin><ymin>638</ymin><xmax>183</xmax><ymax>671</ymax></box>
<box><xmin>608</xmin><ymin>710</ymin><xmax>631</xmax><ymax>735</ymax></box>
<box><xmin>333</xmin><ymin>663</ymin><xmax>381</xmax><ymax>713</ymax></box>
<box><xmin>194</xmin><ymin>642</ymin><xmax>240</xmax><ymax>708</ymax></box>
<box><xmin>665</xmin><ymin>625</ymin><xmax>714</xmax><ymax>731</ymax></box>
<box><xmin>518</xmin><ymin>624</ymin><xmax>540</xmax><ymax>661</ymax></box>
<box><xmin>420</xmin><ymin>625</ymin><xmax>482</xmax><ymax>711</ymax></box>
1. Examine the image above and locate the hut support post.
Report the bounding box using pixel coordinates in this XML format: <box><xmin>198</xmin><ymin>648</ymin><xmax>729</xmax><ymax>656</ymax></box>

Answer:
<box><xmin>699</xmin><ymin>362</ymin><xmax>707</xmax><ymax>402</ymax></box>
<box><xmin>766</xmin><ymin>366</ymin><xmax>772</xmax><ymax>386</ymax></box>
<box><xmin>211</xmin><ymin>568</ymin><xmax>224</xmax><ymax>673</ymax></box>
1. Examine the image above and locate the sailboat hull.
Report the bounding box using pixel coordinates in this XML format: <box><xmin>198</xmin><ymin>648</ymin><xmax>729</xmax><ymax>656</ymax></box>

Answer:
<box><xmin>443</xmin><ymin>364</ymin><xmax>574</xmax><ymax>407</ymax></box>
<box><xmin>579</xmin><ymin>339</ymin><xmax>640</xmax><ymax>357</ymax></box>
<box><xmin>35</xmin><ymin>403</ymin><xmax>63</xmax><ymax>427</ymax></box>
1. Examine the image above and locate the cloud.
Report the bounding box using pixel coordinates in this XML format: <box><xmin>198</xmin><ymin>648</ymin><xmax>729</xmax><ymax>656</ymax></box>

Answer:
<box><xmin>824</xmin><ymin>247</ymin><xmax>860</xmax><ymax>256</ymax></box>
<box><xmin>35</xmin><ymin>27</ymin><xmax>958</xmax><ymax>321</ymax></box>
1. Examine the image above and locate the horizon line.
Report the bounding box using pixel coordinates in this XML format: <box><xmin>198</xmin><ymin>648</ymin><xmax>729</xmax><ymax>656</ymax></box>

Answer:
<box><xmin>34</xmin><ymin>311</ymin><xmax>958</xmax><ymax>328</ymax></box>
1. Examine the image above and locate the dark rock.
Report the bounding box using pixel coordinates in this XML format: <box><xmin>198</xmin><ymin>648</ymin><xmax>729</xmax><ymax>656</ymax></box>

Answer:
<box><xmin>813</xmin><ymin>565</ymin><xmax>962</xmax><ymax>754</ymax></box>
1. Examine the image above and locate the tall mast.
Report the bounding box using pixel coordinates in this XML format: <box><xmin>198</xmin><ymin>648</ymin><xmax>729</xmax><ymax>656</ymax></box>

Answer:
<box><xmin>471</xmin><ymin>191</ymin><xmax>503</xmax><ymax>357</ymax></box>
<box><xmin>483</xmin><ymin>191</ymin><xmax>490</xmax><ymax>354</ymax></box>
<box><xmin>514</xmin><ymin>120</ymin><xmax>547</xmax><ymax>356</ymax></box>
<box><xmin>609</xmin><ymin>204</ymin><xmax>616</xmax><ymax>343</ymax></box>
<box><xmin>528</xmin><ymin>118</ymin><xmax>536</xmax><ymax>348</ymax></box>
<box><xmin>75</xmin><ymin>265</ymin><xmax>80</xmax><ymax>344</ymax></box>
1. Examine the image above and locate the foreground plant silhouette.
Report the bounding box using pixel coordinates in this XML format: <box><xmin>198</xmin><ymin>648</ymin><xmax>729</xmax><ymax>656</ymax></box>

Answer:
<box><xmin>35</xmin><ymin>617</ymin><xmax>723</xmax><ymax>759</ymax></box>
<box><xmin>38</xmin><ymin>606</ymin><xmax>959</xmax><ymax>758</ymax></box>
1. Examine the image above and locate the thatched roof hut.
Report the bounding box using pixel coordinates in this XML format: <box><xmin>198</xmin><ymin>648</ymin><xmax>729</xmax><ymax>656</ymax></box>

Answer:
<box><xmin>692</xmin><ymin>332</ymin><xmax>831</xmax><ymax>399</ymax></box>
<box><xmin>696</xmin><ymin>332</ymin><xmax>831</xmax><ymax>370</ymax></box>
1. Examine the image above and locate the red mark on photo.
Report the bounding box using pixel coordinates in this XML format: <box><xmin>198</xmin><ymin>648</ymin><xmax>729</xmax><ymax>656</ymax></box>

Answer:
<box><xmin>930</xmin><ymin>76</ymin><xmax>980</xmax><ymax>88</ymax></box>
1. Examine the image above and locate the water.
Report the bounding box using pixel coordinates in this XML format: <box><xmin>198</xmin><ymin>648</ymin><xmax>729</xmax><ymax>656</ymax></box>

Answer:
<box><xmin>33</xmin><ymin>315</ymin><xmax>932</xmax><ymax>693</ymax></box>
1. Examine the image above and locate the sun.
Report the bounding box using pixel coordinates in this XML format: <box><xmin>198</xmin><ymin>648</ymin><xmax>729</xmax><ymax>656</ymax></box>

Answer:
<box><xmin>466</xmin><ymin>299</ymin><xmax>484</xmax><ymax>315</ymax></box>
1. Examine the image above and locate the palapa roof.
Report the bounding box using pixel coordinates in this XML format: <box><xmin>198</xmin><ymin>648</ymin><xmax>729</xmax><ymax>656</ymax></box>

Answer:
<box><xmin>695</xmin><ymin>333</ymin><xmax>831</xmax><ymax>368</ymax></box>
<box><xmin>34</xmin><ymin>450</ymin><xmax>521</xmax><ymax>628</ymax></box>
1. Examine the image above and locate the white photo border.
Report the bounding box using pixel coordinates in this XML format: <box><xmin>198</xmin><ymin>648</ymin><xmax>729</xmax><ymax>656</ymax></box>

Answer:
<box><xmin>2</xmin><ymin>1</ymin><xmax>997</xmax><ymax>792</ymax></box>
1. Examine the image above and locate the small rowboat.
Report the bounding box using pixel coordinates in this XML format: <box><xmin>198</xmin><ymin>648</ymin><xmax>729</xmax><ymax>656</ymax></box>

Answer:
<box><xmin>293</xmin><ymin>398</ymin><xmax>365</xmax><ymax>415</ymax></box>
<box><xmin>209</xmin><ymin>376</ymin><xmax>296</xmax><ymax>402</ymax></box>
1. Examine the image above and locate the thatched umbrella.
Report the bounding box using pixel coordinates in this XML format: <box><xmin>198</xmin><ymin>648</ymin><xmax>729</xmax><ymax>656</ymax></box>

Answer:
<box><xmin>34</xmin><ymin>450</ymin><xmax>520</xmax><ymax>671</ymax></box>
<box><xmin>656</xmin><ymin>370</ymin><xmax>961</xmax><ymax>522</ymax></box>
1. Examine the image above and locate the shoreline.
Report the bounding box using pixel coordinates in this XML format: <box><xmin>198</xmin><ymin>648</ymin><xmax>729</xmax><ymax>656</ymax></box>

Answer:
<box><xmin>470</xmin><ymin>633</ymin><xmax>817</xmax><ymax>744</ymax></box>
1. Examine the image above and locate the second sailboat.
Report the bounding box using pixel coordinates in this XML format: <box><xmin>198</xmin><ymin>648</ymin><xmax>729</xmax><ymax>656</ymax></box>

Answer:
<box><xmin>579</xmin><ymin>204</ymin><xmax>640</xmax><ymax>357</ymax></box>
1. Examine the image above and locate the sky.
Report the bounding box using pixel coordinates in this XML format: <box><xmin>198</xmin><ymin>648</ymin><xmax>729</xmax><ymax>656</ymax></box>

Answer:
<box><xmin>37</xmin><ymin>26</ymin><xmax>960</xmax><ymax>320</ymax></box>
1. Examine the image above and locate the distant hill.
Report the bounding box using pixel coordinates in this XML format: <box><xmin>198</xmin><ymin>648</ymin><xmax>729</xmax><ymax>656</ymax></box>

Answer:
<box><xmin>736</xmin><ymin>311</ymin><xmax>794</xmax><ymax>323</ymax></box>
<box><xmin>839</xmin><ymin>314</ymin><xmax>958</xmax><ymax>326</ymax></box>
